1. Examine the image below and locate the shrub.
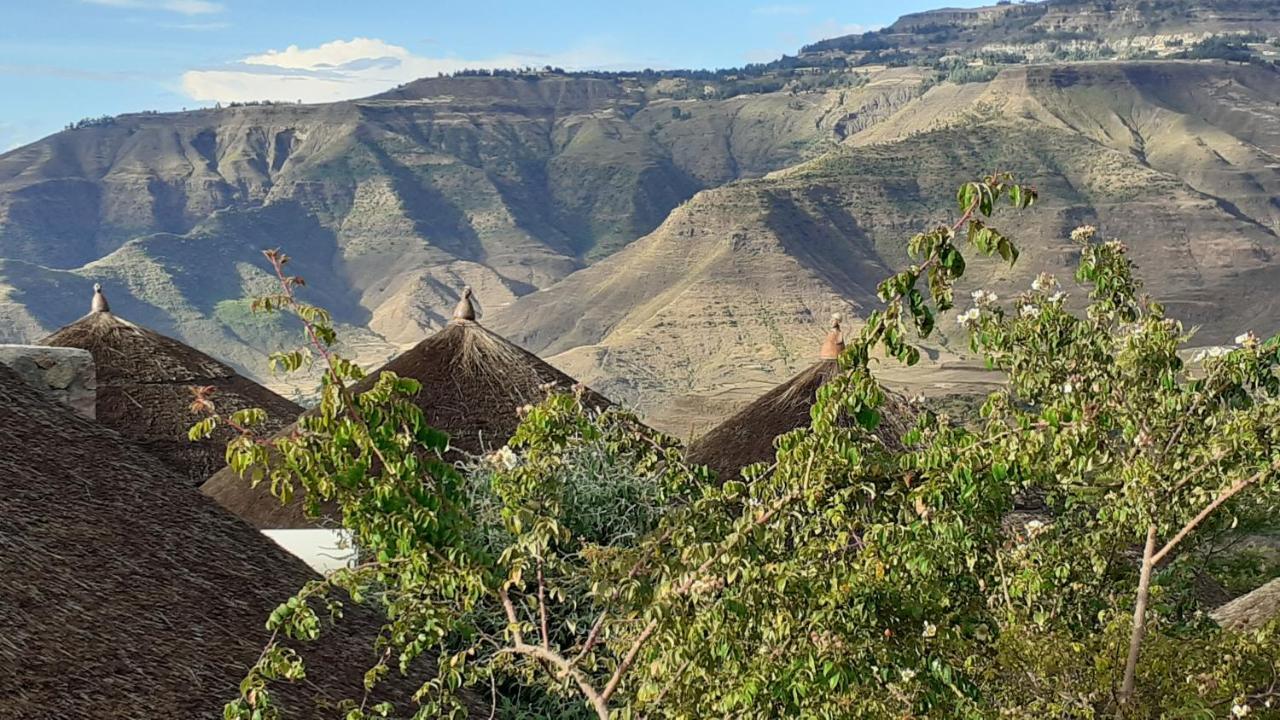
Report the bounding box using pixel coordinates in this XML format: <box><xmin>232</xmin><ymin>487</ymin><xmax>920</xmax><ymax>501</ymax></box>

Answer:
<box><xmin>1176</xmin><ymin>35</ymin><xmax>1257</xmax><ymax>62</ymax></box>
<box><xmin>201</xmin><ymin>175</ymin><xmax>1280</xmax><ymax>719</ymax></box>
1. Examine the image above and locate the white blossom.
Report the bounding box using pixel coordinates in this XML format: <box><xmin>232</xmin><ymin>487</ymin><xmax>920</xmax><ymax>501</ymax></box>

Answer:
<box><xmin>971</xmin><ymin>289</ymin><xmax>998</xmax><ymax>306</ymax></box>
<box><xmin>1061</xmin><ymin>381</ymin><xmax>1073</xmax><ymax>394</ymax></box>
<box><xmin>1048</xmin><ymin>291</ymin><xmax>1066</xmax><ymax>304</ymax></box>
<box><xmin>1020</xmin><ymin>304</ymin><xmax>1041</xmax><ymax>319</ymax></box>
<box><xmin>899</xmin><ymin>669</ymin><xmax>917</xmax><ymax>682</ymax></box>
<box><xmin>1070</xmin><ymin>225</ymin><xmax>1096</xmax><ymax>243</ymax></box>
<box><xmin>489</xmin><ymin>446</ymin><xmax>519</xmax><ymax>471</ymax></box>
<box><xmin>1232</xmin><ymin>702</ymin><xmax>1251</xmax><ymax>717</ymax></box>
<box><xmin>958</xmin><ymin>307</ymin><xmax>982</xmax><ymax>329</ymax></box>
<box><xmin>1235</xmin><ymin>331</ymin><xmax>1259</xmax><ymax>349</ymax></box>
<box><xmin>1193</xmin><ymin>346</ymin><xmax>1232</xmax><ymax>363</ymax></box>
<box><xmin>922</xmin><ymin>621</ymin><xmax>938</xmax><ymax>638</ymax></box>
<box><xmin>1031</xmin><ymin>272</ymin><xmax>1058</xmax><ymax>293</ymax></box>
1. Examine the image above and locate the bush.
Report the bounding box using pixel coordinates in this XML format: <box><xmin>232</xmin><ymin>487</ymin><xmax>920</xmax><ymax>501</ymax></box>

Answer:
<box><xmin>203</xmin><ymin>175</ymin><xmax>1280</xmax><ymax>719</ymax></box>
<box><xmin>1176</xmin><ymin>35</ymin><xmax>1257</xmax><ymax>62</ymax></box>
<box><xmin>944</xmin><ymin>65</ymin><xmax>1002</xmax><ymax>84</ymax></box>
<box><xmin>64</xmin><ymin>115</ymin><xmax>116</xmax><ymax>131</ymax></box>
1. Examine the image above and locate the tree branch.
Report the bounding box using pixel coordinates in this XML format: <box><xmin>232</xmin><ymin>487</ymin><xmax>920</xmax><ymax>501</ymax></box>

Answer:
<box><xmin>1152</xmin><ymin>467</ymin><xmax>1271</xmax><ymax>567</ymax></box>
<box><xmin>508</xmin><ymin>643</ymin><xmax>610</xmax><ymax>720</ymax></box>
<box><xmin>601</xmin><ymin>619</ymin><xmax>657</xmax><ymax>702</ymax></box>
<box><xmin>537</xmin><ymin>561</ymin><xmax>550</xmax><ymax>651</ymax></box>
<box><xmin>498</xmin><ymin>585</ymin><xmax>525</xmax><ymax>646</ymax></box>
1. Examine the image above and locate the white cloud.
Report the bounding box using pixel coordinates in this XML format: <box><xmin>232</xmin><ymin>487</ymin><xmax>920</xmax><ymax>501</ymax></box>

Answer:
<box><xmin>242</xmin><ymin>38</ymin><xmax>414</xmax><ymax>71</ymax></box>
<box><xmin>809</xmin><ymin>20</ymin><xmax>880</xmax><ymax>40</ymax></box>
<box><xmin>181</xmin><ymin>37</ymin><xmax>626</xmax><ymax>105</ymax></box>
<box><xmin>83</xmin><ymin>0</ymin><xmax>224</xmax><ymax>15</ymax></box>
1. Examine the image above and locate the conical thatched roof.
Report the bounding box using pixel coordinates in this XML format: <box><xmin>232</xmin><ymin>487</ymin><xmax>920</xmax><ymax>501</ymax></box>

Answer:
<box><xmin>40</xmin><ymin>287</ymin><xmax>302</xmax><ymax>486</ymax></box>
<box><xmin>687</xmin><ymin>316</ymin><xmax>912</xmax><ymax>481</ymax></box>
<box><xmin>202</xmin><ymin>308</ymin><xmax>611</xmax><ymax>529</ymax></box>
<box><xmin>0</xmin><ymin>363</ymin><xmax>484</xmax><ymax>719</ymax></box>
<box><xmin>1211</xmin><ymin>577</ymin><xmax>1280</xmax><ymax>632</ymax></box>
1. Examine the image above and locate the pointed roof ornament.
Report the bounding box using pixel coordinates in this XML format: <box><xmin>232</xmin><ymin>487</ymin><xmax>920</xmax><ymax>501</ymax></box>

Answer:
<box><xmin>91</xmin><ymin>283</ymin><xmax>110</xmax><ymax>314</ymax></box>
<box><xmin>451</xmin><ymin>286</ymin><xmax>476</xmax><ymax>322</ymax></box>
<box><xmin>819</xmin><ymin>313</ymin><xmax>844</xmax><ymax>360</ymax></box>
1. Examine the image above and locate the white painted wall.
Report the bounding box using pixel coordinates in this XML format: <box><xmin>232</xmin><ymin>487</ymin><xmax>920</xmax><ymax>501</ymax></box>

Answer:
<box><xmin>262</xmin><ymin>529</ymin><xmax>357</xmax><ymax>574</ymax></box>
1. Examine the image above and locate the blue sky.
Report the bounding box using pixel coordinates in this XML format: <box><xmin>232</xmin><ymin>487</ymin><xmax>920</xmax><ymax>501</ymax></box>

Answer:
<box><xmin>0</xmin><ymin>0</ymin><xmax>989</xmax><ymax>150</ymax></box>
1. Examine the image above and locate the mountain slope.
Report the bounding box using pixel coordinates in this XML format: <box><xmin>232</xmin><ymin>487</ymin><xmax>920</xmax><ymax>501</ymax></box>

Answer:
<box><xmin>4</xmin><ymin>2</ymin><xmax>1280</xmax><ymax>426</ymax></box>
<box><xmin>0</xmin><ymin>71</ymin><xmax>933</xmax><ymax>373</ymax></box>
<box><xmin>490</xmin><ymin>61</ymin><xmax>1280</xmax><ymax>431</ymax></box>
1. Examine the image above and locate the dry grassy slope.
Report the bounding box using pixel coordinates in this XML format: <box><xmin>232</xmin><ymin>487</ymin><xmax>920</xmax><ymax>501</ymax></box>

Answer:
<box><xmin>856</xmin><ymin>62</ymin><xmax>1280</xmax><ymax>237</ymax></box>
<box><xmin>0</xmin><ymin>72</ymin><xmax>930</xmax><ymax>378</ymax></box>
<box><xmin>490</xmin><ymin>65</ymin><xmax>1280</xmax><ymax>431</ymax></box>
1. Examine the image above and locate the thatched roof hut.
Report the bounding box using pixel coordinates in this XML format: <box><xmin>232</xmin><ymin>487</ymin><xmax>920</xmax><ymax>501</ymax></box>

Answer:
<box><xmin>41</xmin><ymin>285</ymin><xmax>303</xmax><ymax>485</ymax></box>
<box><xmin>1211</xmin><ymin>578</ymin><xmax>1280</xmax><ymax>632</ymax></box>
<box><xmin>202</xmin><ymin>288</ymin><xmax>611</xmax><ymax>529</ymax></box>
<box><xmin>687</xmin><ymin>315</ymin><xmax>912</xmax><ymax>481</ymax></box>
<box><xmin>0</xmin><ymin>362</ymin><xmax>484</xmax><ymax>719</ymax></box>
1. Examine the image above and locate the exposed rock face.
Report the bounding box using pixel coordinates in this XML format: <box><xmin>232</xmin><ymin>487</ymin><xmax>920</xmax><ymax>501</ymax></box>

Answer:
<box><xmin>492</xmin><ymin>61</ymin><xmax>1280</xmax><ymax>431</ymax></box>
<box><xmin>0</xmin><ymin>74</ymin><xmax>892</xmax><ymax>371</ymax></box>
<box><xmin>811</xmin><ymin>0</ymin><xmax>1280</xmax><ymax>59</ymax></box>
<box><xmin>0</xmin><ymin>344</ymin><xmax>95</xmax><ymax>419</ymax></box>
<box><xmin>3</xmin><ymin>6</ymin><xmax>1280</xmax><ymax>435</ymax></box>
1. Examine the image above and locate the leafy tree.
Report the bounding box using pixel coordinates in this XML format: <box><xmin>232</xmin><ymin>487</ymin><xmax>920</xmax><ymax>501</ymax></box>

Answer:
<box><xmin>200</xmin><ymin>174</ymin><xmax>1280</xmax><ymax>719</ymax></box>
<box><xmin>1175</xmin><ymin>35</ymin><xmax>1258</xmax><ymax>62</ymax></box>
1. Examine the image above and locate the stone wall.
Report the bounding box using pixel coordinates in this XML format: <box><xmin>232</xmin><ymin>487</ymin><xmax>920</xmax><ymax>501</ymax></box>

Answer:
<box><xmin>0</xmin><ymin>345</ymin><xmax>97</xmax><ymax>419</ymax></box>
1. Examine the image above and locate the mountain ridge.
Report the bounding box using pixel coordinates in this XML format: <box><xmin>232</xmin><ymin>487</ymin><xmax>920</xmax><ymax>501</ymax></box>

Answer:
<box><xmin>3</xmin><ymin>0</ymin><xmax>1280</xmax><ymax>427</ymax></box>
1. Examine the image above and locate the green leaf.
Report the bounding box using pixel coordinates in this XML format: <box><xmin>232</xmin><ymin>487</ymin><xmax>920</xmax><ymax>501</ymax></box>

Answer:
<box><xmin>855</xmin><ymin>407</ymin><xmax>881</xmax><ymax>429</ymax></box>
<box><xmin>957</xmin><ymin>182</ymin><xmax>978</xmax><ymax>213</ymax></box>
<box><xmin>996</xmin><ymin>237</ymin><xmax>1019</xmax><ymax>265</ymax></box>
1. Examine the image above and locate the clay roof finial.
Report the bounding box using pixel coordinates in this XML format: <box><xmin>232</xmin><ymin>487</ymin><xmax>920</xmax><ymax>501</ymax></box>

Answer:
<box><xmin>91</xmin><ymin>283</ymin><xmax>110</xmax><ymax>314</ymax></box>
<box><xmin>819</xmin><ymin>313</ymin><xmax>844</xmax><ymax>360</ymax></box>
<box><xmin>451</xmin><ymin>286</ymin><xmax>476</xmax><ymax>322</ymax></box>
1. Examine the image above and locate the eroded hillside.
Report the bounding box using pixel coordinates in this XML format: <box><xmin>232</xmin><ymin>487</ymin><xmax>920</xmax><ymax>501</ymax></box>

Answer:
<box><xmin>3</xmin><ymin>1</ymin><xmax>1280</xmax><ymax>427</ymax></box>
<box><xmin>0</xmin><ymin>71</ymin><xmax>933</xmax><ymax>379</ymax></box>
<box><xmin>491</xmin><ymin>61</ymin><xmax>1280</xmax><ymax>432</ymax></box>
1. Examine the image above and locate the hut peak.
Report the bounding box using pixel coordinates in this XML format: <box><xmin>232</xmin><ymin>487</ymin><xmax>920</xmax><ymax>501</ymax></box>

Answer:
<box><xmin>40</xmin><ymin>301</ymin><xmax>302</xmax><ymax>485</ymax></box>
<box><xmin>91</xmin><ymin>283</ymin><xmax>110</xmax><ymax>314</ymax></box>
<box><xmin>452</xmin><ymin>286</ymin><xmax>477</xmax><ymax>322</ymax></box>
<box><xmin>819</xmin><ymin>313</ymin><xmax>844</xmax><ymax>360</ymax></box>
<box><xmin>202</xmin><ymin>318</ymin><xmax>615</xmax><ymax>529</ymax></box>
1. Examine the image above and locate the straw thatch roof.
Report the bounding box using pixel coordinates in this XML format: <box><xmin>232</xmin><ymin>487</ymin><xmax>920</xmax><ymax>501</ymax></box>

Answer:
<box><xmin>41</xmin><ymin>287</ymin><xmax>302</xmax><ymax>486</ymax></box>
<box><xmin>0</xmin><ymin>363</ymin><xmax>484</xmax><ymax>719</ymax></box>
<box><xmin>202</xmin><ymin>306</ymin><xmax>611</xmax><ymax>529</ymax></box>
<box><xmin>1211</xmin><ymin>578</ymin><xmax>1280</xmax><ymax>632</ymax></box>
<box><xmin>686</xmin><ymin>316</ymin><xmax>912</xmax><ymax>481</ymax></box>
